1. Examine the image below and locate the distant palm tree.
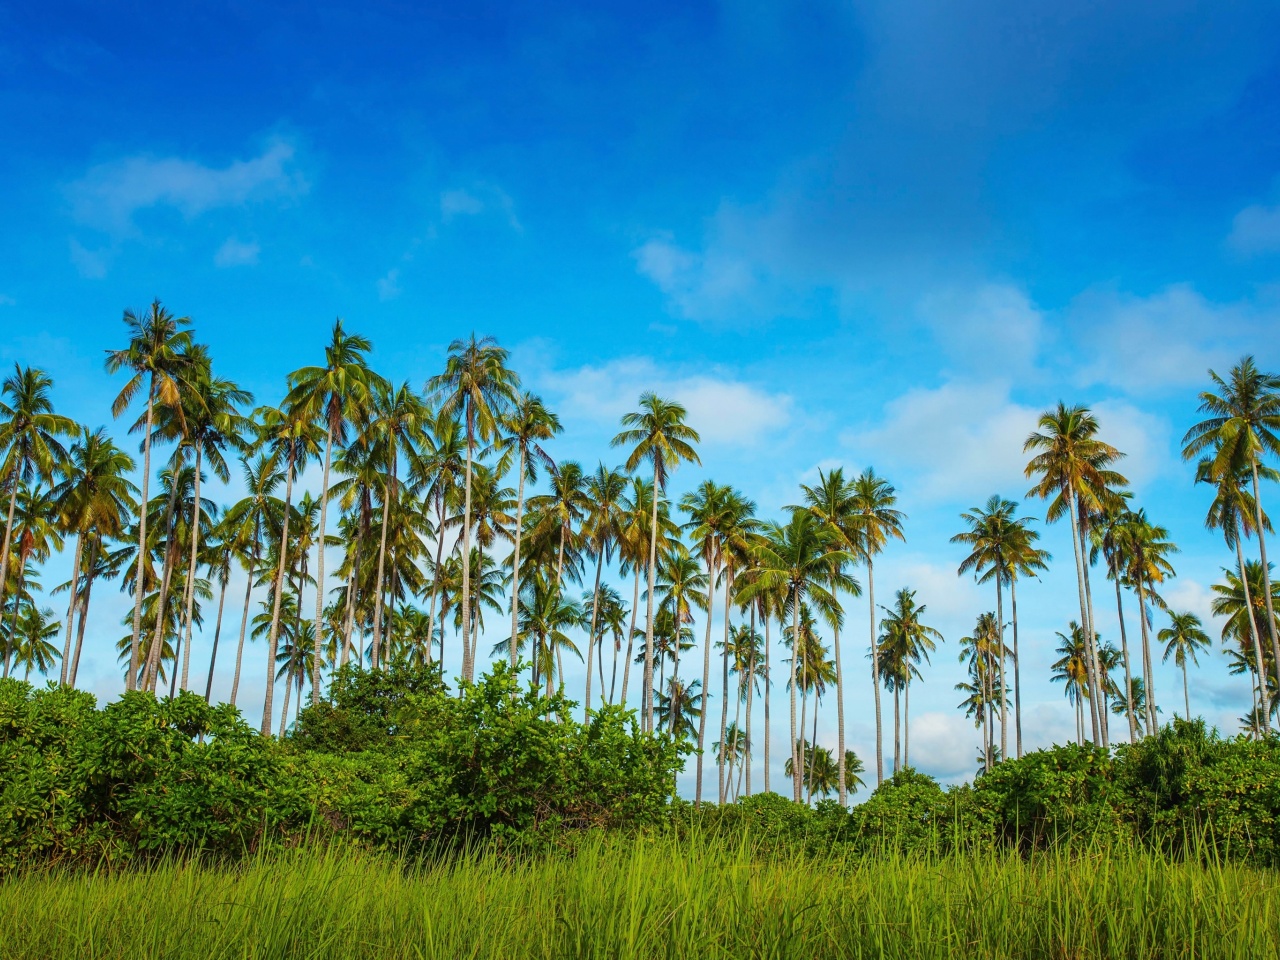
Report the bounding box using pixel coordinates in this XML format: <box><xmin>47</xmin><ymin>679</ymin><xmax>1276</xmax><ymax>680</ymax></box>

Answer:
<box><xmin>1115</xmin><ymin>509</ymin><xmax>1178</xmax><ymax>734</ymax></box>
<box><xmin>10</xmin><ymin>604</ymin><xmax>60</xmax><ymax>680</ymax></box>
<box><xmin>658</xmin><ymin>676</ymin><xmax>702</xmax><ymax>740</ymax></box>
<box><xmin>105</xmin><ymin>301</ymin><xmax>194</xmax><ymax>688</ymax></box>
<box><xmin>2</xmin><ymin>486</ymin><xmax>62</xmax><ymax>677</ymax></box>
<box><xmin>611</xmin><ymin>394</ymin><xmax>700</xmax><ymax>731</ymax></box>
<box><xmin>878</xmin><ymin>588</ymin><xmax>941</xmax><ymax>773</ymax></box>
<box><xmin>581</xmin><ymin>464</ymin><xmax>626</xmax><ymax>718</ymax></box>
<box><xmin>1051</xmin><ymin>621</ymin><xmax>1092</xmax><ymax>746</ymax></box>
<box><xmin>428</xmin><ymin>335</ymin><xmax>519</xmax><ymax>682</ymax></box>
<box><xmin>1159</xmin><ymin>611</ymin><xmax>1211</xmax><ymax>720</ymax></box>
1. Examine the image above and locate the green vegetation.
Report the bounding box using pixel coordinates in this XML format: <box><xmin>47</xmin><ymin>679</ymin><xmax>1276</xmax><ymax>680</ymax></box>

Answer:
<box><xmin>2</xmin><ymin>838</ymin><xmax>1278</xmax><ymax>960</ymax></box>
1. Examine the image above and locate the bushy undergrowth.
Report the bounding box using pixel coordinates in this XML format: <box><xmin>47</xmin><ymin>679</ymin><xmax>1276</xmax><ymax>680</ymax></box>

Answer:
<box><xmin>3</xmin><ymin>662</ymin><xmax>1280</xmax><ymax>870</ymax></box>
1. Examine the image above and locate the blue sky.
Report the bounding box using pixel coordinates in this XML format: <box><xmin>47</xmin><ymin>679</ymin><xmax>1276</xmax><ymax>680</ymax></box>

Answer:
<box><xmin>3</xmin><ymin>1</ymin><xmax>1280</xmax><ymax>788</ymax></box>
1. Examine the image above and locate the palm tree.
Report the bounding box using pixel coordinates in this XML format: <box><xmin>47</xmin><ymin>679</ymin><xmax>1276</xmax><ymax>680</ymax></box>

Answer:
<box><xmin>580</xmin><ymin>464</ymin><xmax>626</xmax><ymax>718</ymax></box>
<box><xmin>1197</xmin><ymin>458</ymin><xmax>1274</xmax><ymax>730</ymax></box>
<box><xmin>497</xmin><ymin>392</ymin><xmax>560</xmax><ymax>672</ymax></box>
<box><xmin>9</xmin><ymin>604</ymin><xmax>60</xmax><ymax>680</ymax></box>
<box><xmin>749</xmin><ymin>510</ymin><xmax>852</xmax><ymax>801</ymax></box>
<box><xmin>1092</xmin><ymin>498</ymin><xmax>1142</xmax><ymax>743</ymax></box>
<box><xmin>2</xmin><ymin>487</ymin><xmax>62</xmax><ymax>676</ymax></box>
<box><xmin>427</xmin><ymin>335</ymin><xmax>519</xmax><ymax>682</ymax></box>
<box><xmin>611</xmin><ymin>393</ymin><xmax>701</xmax><ymax>731</ymax></box>
<box><xmin>1115</xmin><ymin>509</ymin><xmax>1178</xmax><ymax>734</ymax></box>
<box><xmin>848</xmin><ymin>468</ymin><xmax>905</xmax><ymax>786</ymax></box>
<box><xmin>52</xmin><ymin>428</ymin><xmax>137</xmax><ymax>685</ymax></box>
<box><xmin>878</xmin><ymin>588</ymin><xmax>941</xmax><ymax>773</ymax></box>
<box><xmin>657</xmin><ymin>676</ymin><xmax>703</xmax><ymax>740</ymax></box>
<box><xmin>285</xmin><ymin>319</ymin><xmax>377</xmax><ymax>702</ymax></box>
<box><xmin>1159</xmin><ymin>611</ymin><xmax>1211</xmax><ymax>720</ymax></box>
<box><xmin>255</xmin><ymin>403</ymin><xmax>321</xmax><ymax>735</ymax></box>
<box><xmin>105</xmin><ymin>301</ymin><xmax>194</xmax><ymax>689</ymax></box>
<box><xmin>1213</xmin><ymin>559</ymin><xmax>1280</xmax><ymax>726</ymax></box>
<box><xmin>1005</xmin><ymin>519</ymin><xmax>1049</xmax><ymax>757</ymax></box>
<box><xmin>1183</xmin><ymin>357</ymin><xmax>1280</xmax><ymax>711</ymax></box>
<box><xmin>796</xmin><ymin>467</ymin><xmax>864</xmax><ymax>804</ymax></box>
<box><xmin>960</xmin><ymin>612</ymin><xmax>1005</xmax><ymax>765</ymax></box>
<box><xmin>1024</xmin><ymin>402</ymin><xmax>1128</xmax><ymax>745</ymax></box>
<box><xmin>0</xmin><ymin>366</ymin><xmax>75</xmax><ymax>658</ymax></box>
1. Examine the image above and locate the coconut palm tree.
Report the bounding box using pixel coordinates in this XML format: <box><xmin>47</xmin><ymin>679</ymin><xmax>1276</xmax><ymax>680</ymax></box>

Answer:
<box><xmin>848</xmin><ymin>468</ymin><xmax>905</xmax><ymax>786</ymax></box>
<box><xmin>254</xmin><ymin>403</ymin><xmax>322</xmax><ymax>734</ymax></box>
<box><xmin>1091</xmin><ymin>497</ymin><xmax>1142</xmax><ymax>743</ymax></box>
<box><xmin>285</xmin><ymin>319</ymin><xmax>377</xmax><ymax>701</ymax></box>
<box><xmin>580</xmin><ymin>464</ymin><xmax>626</xmax><ymax>717</ymax></box>
<box><xmin>9</xmin><ymin>604</ymin><xmax>60</xmax><ymax>680</ymax></box>
<box><xmin>0</xmin><ymin>366</ymin><xmax>75</xmax><ymax>659</ymax></box>
<box><xmin>1115</xmin><ymin>509</ymin><xmax>1178</xmax><ymax>734</ymax></box>
<box><xmin>1213</xmin><ymin>559</ymin><xmax>1280</xmax><ymax>724</ymax></box>
<box><xmin>611</xmin><ymin>394</ymin><xmax>700</xmax><ymax>731</ymax></box>
<box><xmin>2</xmin><ymin>487</ymin><xmax>62</xmax><ymax>676</ymax></box>
<box><xmin>1183</xmin><ymin>356</ymin><xmax>1280</xmax><ymax>710</ymax></box>
<box><xmin>960</xmin><ymin>612</ymin><xmax>1005</xmax><ymax>766</ymax></box>
<box><xmin>1159</xmin><ymin>611</ymin><xmax>1211</xmax><ymax>720</ymax></box>
<box><xmin>1051</xmin><ymin>622</ymin><xmax>1092</xmax><ymax>745</ymax></box>
<box><xmin>1024</xmin><ymin>403</ymin><xmax>1128</xmax><ymax>745</ymax></box>
<box><xmin>796</xmin><ymin>467</ymin><xmax>864</xmax><ymax>804</ymax></box>
<box><xmin>497</xmin><ymin>393</ymin><xmax>560</xmax><ymax>671</ymax></box>
<box><xmin>1005</xmin><ymin>519</ymin><xmax>1049</xmax><ymax>756</ymax></box>
<box><xmin>713</xmin><ymin>491</ymin><xmax>758</xmax><ymax>804</ymax></box>
<box><xmin>427</xmin><ymin>335</ymin><xmax>519</xmax><ymax>682</ymax></box>
<box><xmin>105</xmin><ymin>301</ymin><xmax>194</xmax><ymax>689</ymax></box>
<box><xmin>657</xmin><ymin>676</ymin><xmax>702</xmax><ymax>740</ymax></box>
<box><xmin>878</xmin><ymin>589</ymin><xmax>941</xmax><ymax>771</ymax></box>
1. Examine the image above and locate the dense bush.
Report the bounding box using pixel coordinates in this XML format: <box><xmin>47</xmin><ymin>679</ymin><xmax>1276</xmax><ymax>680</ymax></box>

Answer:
<box><xmin>5</xmin><ymin>667</ymin><xmax>1280</xmax><ymax>870</ymax></box>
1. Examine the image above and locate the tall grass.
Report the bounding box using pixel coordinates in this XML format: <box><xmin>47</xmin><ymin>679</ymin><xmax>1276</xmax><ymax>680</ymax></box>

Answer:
<box><xmin>2</xmin><ymin>834</ymin><xmax>1276</xmax><ymax>959</ymax></box>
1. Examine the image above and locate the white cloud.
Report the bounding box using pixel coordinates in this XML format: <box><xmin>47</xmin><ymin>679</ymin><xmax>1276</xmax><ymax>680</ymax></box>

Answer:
<box><xmin>536</xmin><ymin>356</ymin><xmax>793</xmax><ymax>447</ymax></box>
<box><xmin>376</xmin><ymin>268</ymin><xmax>402</xmax><ymax>301</ymax></box>
<box><xmin>213</xmin><ymin>236</ymin><xmax>260</xmax><ymax>268</ymax></box>
<box><xmin>633</xmin><ymin>235</ymin><xmax>778</xmax><ymax>323</ymax></box>
<box><xmin>1228</xmin><ymin>202</ymin><xmax>1280</xmax><ymax>256</ymax></box>
<box><xmin>68</xmin><ymin>238</ymin><xmax>109</xmax><ymax>278</ymax></box>
<box><xmin>842</xmin><ymin>380</ymin><xmax>1038</xmax><ymax>503</ymax></box>
<box><xmin>67</xmin><ymin>139</ymin><xmax>306</xmax><ymax>236</ymax></box>
<box><xmin>1090</xmin><ymin>398</ymin><xmax>1171</xmax><ymax>491</ymax></box>
<box><xmin>439</xmin><ymin>183</ymin><xmax>521</xmax><ymax>230</ymax></box>
<box><xmin>919</xmin><ymin>282</ymin><xmax>1044</xmax><ymax>376</ymax></box>
<box><xmin>907</xmin><ymin>711</ymin><xmax>980</xmax><ymax>779</ymax></box>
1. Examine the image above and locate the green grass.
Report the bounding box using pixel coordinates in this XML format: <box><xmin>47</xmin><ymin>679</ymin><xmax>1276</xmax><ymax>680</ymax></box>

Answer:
<box><xmin>2</xmin><ymin>835</ymin><xmax>1277</xmax><ymax>959</ymax></box>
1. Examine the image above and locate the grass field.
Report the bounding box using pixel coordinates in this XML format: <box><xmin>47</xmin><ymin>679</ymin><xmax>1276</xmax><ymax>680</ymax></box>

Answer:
<box><xmin>2</xmin><ymin>835</ymin><xmax>1277</xmax><ymax>959</ymax></box>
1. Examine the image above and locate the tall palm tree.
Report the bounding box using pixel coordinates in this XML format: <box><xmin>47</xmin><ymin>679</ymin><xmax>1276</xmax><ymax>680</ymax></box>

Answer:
<box><xmin>657</xmin><ymin>676</ymin><xmax>703</xmax><ymax>740</ymax></box>
<box><xmin>581</xmin><ymin>464</ymin><xmax>626</xmax><ymax>718</ymax></box>
<box><xmin>52</xmin><ymin>428</ymin><xmax>136</xmax><ymax>685</ymax></box>
<box><xmin>409</xmin><ymin>409</ymin><xmax>465</xmax><ymax>661</ymax></box>
<box><xmin>0</xmin><ymin>366</ymin><xmax>75</xmax><ymax>659</ymax></box>
<box><xmin>1024</xmin><ymin>402</ymin><xmax>1128</xmax><ymax>745</ymax></box>
<box><xmin>1091</xmin><ymin>497</ymin><xmax>1142</xmax><ymax>743</ymax></box>
<box><xmin>285</xmin><ymin>319</ymin><xmax>377</xmax><ymax>702</ymax></box>
<box><xmin>960</xmin><ymin>611</ymin><xmax>1005</xmax><ymax>766</ymax></box>
<box><xmin>105</xmin><ymin>301</ymin><xmax>194</xmax><ymax>689</ymax></box>
<box><xmin>1115</xmin><ymin>509</ymin><xmax>1178</xmax><ymax>734</ymax></box>
<box><xmin>611</xmin><ymin>393</ymin><xmax>700</xmax><ymax>731</ymax></box>
<box><xmin>749</xmin><ymin>509</ymin><xmax>852</xmax><ymax>802</ymax></box>
<box><xmin>254</xmin><ymin>403</ymin><xmax>321</xmax><ymax>734</ymax></box>
<box><xmin>878</xmin><ymin>588</ymin><xmax>942</xmax><ymax>772</ymax></box>
<box><xmin>1212</xmin><ymin>559</ymin><xmax>1280</xmax><ymax>727</ymax></box>
<box><xmin>1184</xmin><ymin>357</ymin><xmax>1280</xmax><ymax>710</ymax></box>
<box><xmin>2</xmin><ymin>486</ymin><xmax>62</xmax><ymax>676</ymax></box>
<box><xmin>497</xmin><ymin>393</ymin><xmax>560</xmax><ymax>671</ymax></box>
<box><xmin>848</xmin><ymin>468</ymin><xmax>905</xmax><ymax>786</ymax></box>
<box><xmin>1005</xmin><ymin>519</ymin><xmax>1049</xmax><ymax>757</ymax></box>
<box><xmin>1050</xmin><ymin>621</ymin><xmax>1091</xmax><ymax>745</ymax></box>
<box><xmin>1159</xmin><ymin>611</ymin><xmax>1211</xmax><ymax>720</ymax></box>
<box><xmin>427</xmin><ymin>335</ymin><xmax>519</xmax><ymax>682</ymax></box>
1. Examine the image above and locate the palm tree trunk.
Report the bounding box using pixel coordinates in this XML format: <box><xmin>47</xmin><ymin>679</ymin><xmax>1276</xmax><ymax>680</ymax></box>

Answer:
<box><xmin>1067</xmin><ymin>484</ymin><xmax>1102</xmax><ymax>744</ymax></box>
<box><xmin>1249</xmin><ymin>462</ymin><xmax>1280</xmax><ymax>707</ymax></box>
<box><xmin>262</xmin><ymin>458</ymin><xmax>295</xmax><ymax>736</ymax></box>
<box><xmin>278</xmin><ymin>664</ymin><xmax>293</xmax><ymax>738</ymax></box>
<box><xmin>1181</xmin><ymin>659</ymin><xmax>1190</xmax><ymax>720</ymax></box>
<box><xmin>609</xmin><ymin>630</ymin><xmax>620</xmax><ymax>705</ymax></box>
<box><xmin>799</xmin><ymin>684</ymin><xmax>809</xmax><ymax>801</ymax></box>
<box><xmin>128</xmin><ymin>378</ymin><xmax>157</xmax><ymax>690</ymax></box>
<box><xmin>763</xmin><ymin>613</ymin><xmax>771</xmax><ymax>795</ymax></box>
<box><xmin>179</xmin><ymin>444</ymin><xmax>203</xmax><ymax>692</ymax></box>
<box><xmin>869</xmin><ymin>558</ymin><xmax>884</xmax><ymax>786</ymax></box>
<box><xmin>1136</xmin><ymin>575</ymin><xmax>1157</xmax><ymax>734</ymax></box>
<box><xmin>893</xmin><ymin>685</ymin><xmax>901</xmax><ymax>774</ymax></box>
<box><xmin>744</xmin><ymin>609</ymin><xmax>755</xmax><ymax>798</ymax></box>
<box><xmin>1080</xmin><ymin>533</ymin><xmax>1107</xmax><ymax>749</ymax></box>
<box><xmin>718</xmin><ymin>571</ymin><xmax>733</xmax><ymax>805</ymax></box>
<box><xmin>311</xmin><ymin>422</ymin><xmax>335</xmax><ymax>703</ymax></box>
<box><xmin>790</xmin><ymin>599</ymin><xmax>801</xmax><ymax>802</ymax></box>
<box><xmin>371</xmin><ymin>452</ymin><xmax>396</xmax><ymax>671</ymax></box>
<box><xmin>69</xmin><ymin>565</ymin><xmax>94</xmax><ymax>688</ymax></box>
<box><xmin>643</xmin><ymin>464</ymin><xmax>660</xmax><ymax>732</ymax></box>
<box><xmin>1115</xmin><ymin>578</ymin><xmax>1139</xmax><ymax>743</ymax></box>
<box><xmin>904</xmin><ymin>678</ymin><xmax>911</xmax><ymax>769</ymax></box>
<box><xmin>0</xmin><ymin>457</ymin><xmax>24</xmax><ymax>671</ymax></box>
<box><xmin>621</xmin><ymin>567</ymin><xmax>640</xmax><ymax>706</ymax></box>
<box><xmin>428</xmin><ymin>492</ymin><xmax>447</xmax><ymax>669</ymax></box>
<box><xmin>834</xmin><ymin>602</ymin><xmax>847</xmax><ymax>805</ymax></box>
<box><xmin>230</xmin><ymin>543</ymin><xmax>257</xmax><ymax>707</ymax></box>
<box><xmin>510</xmin><ymin>445</ymin><xmax>526</xmax><ymax>671</ymax></box>
<box><xmin>996</xmin><ymin>578</ymin><xmax>1007</xmax><ymax>762</ymax></box>
<box><xmin>585</xmin><ymin>545</ymin><xmax>604</xmax><ymax>722</ymax></box>
<box><xmin>59</xmin><ymin>533</ymin><xmax>84</xmax><ymax>686</ymax></box>
<box><xmin>143</xmin><ymin>468</ymin><xmax>184</xmax><ymax>691</ymax></box>
<box><xmin>1237</xmin><ymin>536</ymin><xmax>1271</xmax><ymax>731</ymax></box>
<box><xmin>699</xmin><ymin>560</ymin><xmax>722</xmax><ymax>801</ymax></box>
<box><xmin>460</xmin><ymin>415</ymin><xmax>475</xmax><ymax>683</ymax></box>
<box><xmin>339</xmin><ymin>559</ymin><xmax>358</xmax><ymax>669</ymax></box>
<box><xmin>806</xmin><ymin>700</ymin><xmax>818</xmax><ymax>805</ymax></box>
<box><xmin>5</xmin><ymin>551</ymin><xmax>29</xmax><ymax>677</ymax></box>
<box><xmin>1011</xmin><ymin>577</ymin><xmax>1024</xmax><ymax>759</ymax></box>
<box><xmin>204</xmin><ymin>571</ymin><xmax>228</xmax><ymax>703</ymax></box>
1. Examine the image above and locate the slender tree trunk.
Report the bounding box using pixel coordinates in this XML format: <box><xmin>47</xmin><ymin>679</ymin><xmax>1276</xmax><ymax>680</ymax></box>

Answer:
<box><xmin>0</xmin><ymin>458</ymin><xmax>23</xmax><ymax>670</ymax></box>
<box><xmin>1011</xmin><ymin>577</ymin><xmax>1024</xmax><ymax>759</ymax></box>
<box><xmin>460</xmin><ymin>417</ymin><xmax>475</xmax><ymax>682</ymax></box>
<box><xmin>371</xmin><ymin>451</ymin><xmax>397</xmax><ymax>671</ymax></box>
<box><xmin>4</xmin><ymin>552</ymin><xmax>29</xmax><ymax>677</ymax></box>
<box><xmin>1238</xmin><ymin>536</ymin><xmax>1271</xmax><ymax>731</ymax></box>
<box><xmin>428</xmin><ymin>493</ymin><xmax>447</xmax><ymax>670</ymax></box>
<box><xmin>69</xmin><ymin>567</ymin><xmax>94</xmax><ymax>689</ymax></box>
<box><xmin>1136</xmin><ymin>574</ymin><xmax>1157</xmax><ymax>734</ymax></box>
<box><xmin>510</xmin><ymin>445</ymin><xmax>526</xmax><ymax>671</ymax></box>
<box><xmin>143</xmin><ymin>467</ymin><xmax>183</xmax><ymax>691</ymax></box>
<box><xmin>869</xmin><ymin>558</ymin><xmax>884</xmax><ymax>786</ymax></box>
<box><xmin>893</xmin><ymin>685</ymin><xmax>901</xmax><ymax>774</ymax></box>
<box><xmin>204</xmin><ymin>571</ymin><xmax>228</xmax><ymax>703</ymax></box>
<box><xmin>609</xmin><ymin>629</ymin><xmax>620</xmax><ymax>705</ymax></box>
<box><xmin>696</xmin><ymin>562</ymin><xmax>718</xmax><ymax>805</ymax></box>
<box><xmin>585</xmin><ymin>545</ymin><xmax>604</xmax><ymax>722</ymax></box>
<box><xmin>339</xmin><ymin>559</ymin><xmax>357</xmax><ymax>669</ymax></box>
<box><xmin>764</xmin><ymin>614</ymin><xmax>772</xmax><ymax>794</ymax></box>
<box><xmin>230</xmin><ymin>543</ymin><xmax>257</xmax><ymax>707</ymax></box>
<box><xmin>799</xmin><ymin>684</ymin><xmax>809</xmax><ymax>801</ymax></box>
<box><xmin>179</xmin><ymin>444</ymin><xmax>203</xmax><ymax>692</ymax></box>
<box><xmin>904</xmin><ymin>679</ymin><xmax>911</xmax><ymax>768</ymax></box>
<box><xmin>790</xmin><ymin>597</ymin><xmax>801</xmax><ymax>803</ymax></box>
<box><xmin>807</xmin><ymin>700</ymin><xmax>818</xmax><ymax>805</ymax></box>
<box><xmin>1080</xmin><ymin>530</ymin><xmax>1108</xmax><ymax>749</ymax></box>
<box><xmin>1115</xmin><ymin>578</ymin><xmax>1139</xmax><ymax>744</ymax></box>
<box><xmin>1251</xmin><ymin>463</ymin><xmax>1280</xmax><ymax>707</ymax></box>
<box><xmin>127</xmin><ymin>379</ymin><xmax>158</xmax><ymax>690</ymax></box>
<box><xmin>278</xmin><ymin>664</ymin><xmax>293</xmax><ymax>738</ymax></box>
<box><xmin>833</xmin><ymin>602</ymin><xmax>847</xmax><ymax>804</ymax></box>
<box><xmin>643</xmin><ymin>464</ymin><xmax>660</xmax><ymax>731</ymax></box>
<box><xmin>718</xmin><ymin>570</ymin><xmax>733</xmax><ymax>805</ymax></box>
<box><xmin>1181</xmin><ymin>659</ymin><xmax>1190</xmax><ymax>720</ymax></box>
<box><xmin>744</xmin><ymin>606</ymin><xmax>755</xmax><ymax>798</ymax></box>
<box><xmin>310</xmin><ymin>422</ymin><xmax>335</xmax><ymax>703</ymax></box>
<box><xmin>1067</xmin><ymin>484</ymin><xmax>1102</xmax><ymax>744</ymax></box>
<box><xmin>59</xmin><ymin>534</ymin><xmax>84</xmax><ymax>685</ymax></box>
<box><xmin>996</xmin><ymin>577</ymin><xmax>1007</xmax><ymax>762</ymax></box>
<box><xmin>621</xmin><ymin>567</ymin><xmax>640</xmax><ymax>706</ymax></box>
<box><xmin>262</xmin><ymin>459</ymin><xmax>295</xmax><ymax>736</ymax></box>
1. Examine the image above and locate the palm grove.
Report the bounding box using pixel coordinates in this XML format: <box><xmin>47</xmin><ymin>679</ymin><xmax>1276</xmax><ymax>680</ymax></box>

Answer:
<box><xmin>2</xmin><ymin>301</ymin><xmax>1278</xmax><ymax>800</ymax></box>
